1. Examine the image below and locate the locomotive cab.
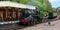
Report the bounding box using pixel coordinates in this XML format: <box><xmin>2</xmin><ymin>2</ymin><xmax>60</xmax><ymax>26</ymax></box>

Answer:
<box><xmin>48</xmin><ymin>12</ymin><xmax>57</xmax><ymax>19</ymax></box>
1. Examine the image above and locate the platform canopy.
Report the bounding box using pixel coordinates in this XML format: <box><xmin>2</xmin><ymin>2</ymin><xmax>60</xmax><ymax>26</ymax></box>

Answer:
<box><xmin>0</xmin><ymin>1</ymin><xmax>36</xmax><ymax>9</ymax></box>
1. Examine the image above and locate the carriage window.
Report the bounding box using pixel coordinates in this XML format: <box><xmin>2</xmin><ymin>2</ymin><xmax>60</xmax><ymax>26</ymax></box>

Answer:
<box><xmin>13</xmin><ymin>11</ymin><xmax>16</xmax><ymax>18</ymax></box>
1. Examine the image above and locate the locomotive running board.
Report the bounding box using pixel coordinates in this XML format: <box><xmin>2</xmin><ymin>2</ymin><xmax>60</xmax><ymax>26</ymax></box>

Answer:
<box><xmin>0</xmin><ymin>21</ymin><xmax>19</xmax><ymax>25</ymax></box>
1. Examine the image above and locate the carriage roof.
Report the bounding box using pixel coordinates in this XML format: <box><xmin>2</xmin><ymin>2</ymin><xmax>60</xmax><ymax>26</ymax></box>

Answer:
<box><xmin>0</xmin><ymin>1</ymin><xmax>35</xmax><ymax>9</ymax></box>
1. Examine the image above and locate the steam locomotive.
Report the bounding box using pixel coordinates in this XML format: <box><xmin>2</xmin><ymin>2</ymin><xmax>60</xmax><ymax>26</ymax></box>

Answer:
<box><xmin>18</xmin><ymin>9</ymin><xmax>57</xmax><ymax>26</ymax></box>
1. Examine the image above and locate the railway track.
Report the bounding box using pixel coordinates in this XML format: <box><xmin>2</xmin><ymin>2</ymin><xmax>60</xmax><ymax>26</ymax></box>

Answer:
<box><xmin>3</xmin><ymin>24</ymin><xmax>27</xmax><ymax>30</ymax></box>
<box><xmin>4</xmin><ymin>26</ymin><xmax>26</xmax><ymax>30</ymax></box>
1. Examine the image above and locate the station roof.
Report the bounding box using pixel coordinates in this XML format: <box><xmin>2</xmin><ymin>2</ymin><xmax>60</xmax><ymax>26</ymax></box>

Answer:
<box><xmin>0</xmin><ymin>1</ymin><xmax>35</xmax><ymax>9</ymax></box>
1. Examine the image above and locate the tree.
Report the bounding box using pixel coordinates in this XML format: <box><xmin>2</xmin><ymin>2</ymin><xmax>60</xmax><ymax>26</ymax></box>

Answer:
<box><xmin>56</xmin><ymin>7</ymin><xmax>60</xmax><ymax>14</ymax></box>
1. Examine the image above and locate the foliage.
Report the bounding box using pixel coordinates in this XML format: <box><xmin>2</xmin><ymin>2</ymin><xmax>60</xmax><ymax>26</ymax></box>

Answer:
<box><xmin>57</xmin><ymin>7</ymin><xmax>60</xmax><ymax>10</ymax></box>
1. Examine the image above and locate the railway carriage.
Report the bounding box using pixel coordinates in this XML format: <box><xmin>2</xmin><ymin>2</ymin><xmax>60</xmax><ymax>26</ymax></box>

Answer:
<box><xmin>0</xmin><ymin>1</ymin><xmax>36</xmax><ymax>24</ymax></box>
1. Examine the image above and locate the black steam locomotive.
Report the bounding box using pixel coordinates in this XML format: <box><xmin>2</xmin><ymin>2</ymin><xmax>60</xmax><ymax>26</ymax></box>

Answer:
<box><xmin>18</xmin><ymin>9</ymin><xmax>57</xmax><ymax>26</ymax></box>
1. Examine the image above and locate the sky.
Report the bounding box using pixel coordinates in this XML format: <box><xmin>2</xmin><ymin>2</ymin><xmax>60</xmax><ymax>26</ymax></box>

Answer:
<box><xmin>49</xmin><ymin>0</ymin><xmax>60</xmax><ymax>8</ymax></box>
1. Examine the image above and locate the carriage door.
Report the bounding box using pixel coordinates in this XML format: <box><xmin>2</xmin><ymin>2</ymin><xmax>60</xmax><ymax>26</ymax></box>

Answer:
<box><xmin>0</xmin><ymin>11</ymin><xmax>3</xmax><ymax>21</ymax></box>
<box><xmin>12</xmin><ymin>11</ymin><xmax>16</xmax><ymax>20</ymax></box>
